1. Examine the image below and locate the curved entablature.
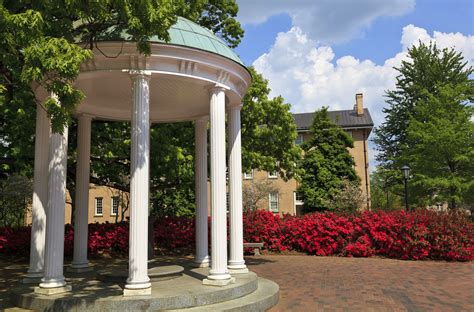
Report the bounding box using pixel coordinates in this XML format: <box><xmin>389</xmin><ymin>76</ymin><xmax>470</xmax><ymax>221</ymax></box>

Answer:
<box><xmin>69</xmin><ymin>42</ymin><xmax>250</xmax><ymax>123</ymax></box>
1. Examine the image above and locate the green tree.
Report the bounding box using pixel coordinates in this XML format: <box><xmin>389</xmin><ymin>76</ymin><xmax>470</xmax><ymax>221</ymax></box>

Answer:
<box><xmin>298</xmin><ymin>107</ymin><xmax>359</xmax><ymax>212</ymax></box>
<box><xmin>241</xmin><ymin>67</ymin><xmax>302</xmax><ymax>181</ymax></box>
<box><xmin>373</xmin><ymin>42</ymin><xmax>473</xmax><ymax>208</ymax></box>
<box><xmin>406</xmin><ymin>85</ymin><xmax>473</xmax><ymax>209</ymax></box>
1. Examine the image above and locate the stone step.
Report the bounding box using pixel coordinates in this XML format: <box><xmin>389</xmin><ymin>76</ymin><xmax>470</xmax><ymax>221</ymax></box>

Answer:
<box><xmin>168</xmin><ymin>277</ymin><xmax>279</xmax><ymax>312</ymax></box>
<box><xmin>11</xmin><ymin>269</ymin><xmax>261</xmax><ymax>311</ymax></box>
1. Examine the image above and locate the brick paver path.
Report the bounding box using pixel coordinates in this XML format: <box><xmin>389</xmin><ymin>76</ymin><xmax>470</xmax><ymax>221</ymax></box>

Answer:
<box><xmin>1</xmin><ymin>255</ymin><xmax>473</xmax><ymax>311</ymax></box>
<box><xmin>246</xmin><ymin>255</ymin><xmax>474</xmax><ymax>311</ymax></box>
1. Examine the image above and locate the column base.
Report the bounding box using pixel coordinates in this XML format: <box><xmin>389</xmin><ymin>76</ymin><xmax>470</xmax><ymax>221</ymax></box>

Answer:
<box><xmin>203</xmin><ymin>277</ymin><xmax>235</xmax><ymax>287</ymax></box>
<box><xmin>67</xmin><ymin>265</ymin><xmax>94</xmax><ymax>273</ymax></box>
<box><xmin>123</xmin><ymin>287</ymin><xmax>152</xmax><ymax>297</ymax></box>
<box><xmin>34</xmin><ymin>285</ymin><xmax>72</xmax><ymax>295</ymax></box>
<box><xmin>22</xmin><ymin>277</ymin><xmax>42</xmax><ymax>284</ymax></box>
<box><xmin>193</xmin><ymin>258</ymin><xmax>210</xmax><ymax>268</ymax></box>
<box><xmin>23</xmin><ymin>271</ymin><xmax>43</xmax><ymax>284</ymax></box>
<box><xmin>228</xmin><ymin>267</ymin><xmax>249</xmax><ymax>274</ymax></box>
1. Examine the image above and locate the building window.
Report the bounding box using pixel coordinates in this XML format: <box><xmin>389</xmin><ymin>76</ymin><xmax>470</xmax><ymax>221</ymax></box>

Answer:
<box><xmin>243</xmin><ymin>170</ymin><xmax>253</xmax><ymax>179</ymax></box>
<box><xmin>269</xmin><ymin>192</ymin><xmax>279</xmax><ymax>213</ymax></box>
<box><xmin>295</xmin><ymin>192</ymin><xmax>304</xmax><ymax>204</ymax></box>
<box><xmin>111</xmin><ymin>196</ymin><xmax>119</xmax><ymax>216</ymax></box>
<box><xmin>268</xmin><ymin>170</ymin><xmax>278</xmax><ymax>179</ymax></box>
<box><xmin>295</xmin><ymin>133</ymin><xmax>304</xmax><ymax>145</ymax></box>
<box><xmin>95</xmin><ymin>197</ymin><xmax>103</xmax><ymax>216</ymax></box>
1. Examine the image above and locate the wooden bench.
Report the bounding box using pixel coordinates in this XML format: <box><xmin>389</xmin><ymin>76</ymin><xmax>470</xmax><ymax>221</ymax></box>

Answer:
<box><xmin>244</xmin><ymin>242</ymin><xmax>264</xmax><ymax>256</ymax></box>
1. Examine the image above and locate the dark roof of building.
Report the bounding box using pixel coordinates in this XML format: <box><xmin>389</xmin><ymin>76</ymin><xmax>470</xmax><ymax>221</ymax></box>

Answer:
<box><xmin>293</xmin><ymin>108</ymin><xmax>374</xmax><ymax>130</ymax></box>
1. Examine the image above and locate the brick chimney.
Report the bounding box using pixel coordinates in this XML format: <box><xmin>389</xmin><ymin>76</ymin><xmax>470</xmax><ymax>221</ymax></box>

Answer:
<box><xmin>355</xmin><ymin>93</ymin><xmax>364</xmax><ymax>116</ymax></box>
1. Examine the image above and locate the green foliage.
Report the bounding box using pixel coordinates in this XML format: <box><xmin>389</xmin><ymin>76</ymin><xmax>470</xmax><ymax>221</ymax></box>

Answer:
<box><xmin>0</xmin><ymin>175</ymin><xmax>33</xmax><ymax>227</ymax></box>
<box><xmin>406</xmin><ymin>84</ymin><xmax>474</xmax><ymax>208</ymax></box>
<box><xmin>178</xmin><ymin>0</ymin><xmax>244</xmax><ymax>48</ymax></box>
<box><xmin>373</xmin><ymin>42</ymin><xmax>473</xmax><ymax>208</ymax></box>
<box><xmin>299</xmin><ymin>107</ymin><xmax>359</xmax><ymax>212</ymax></box>
<box><xmin>241</xmin><ymin>67</ymin><xmax>302</xmax><ymax>181</ymax></box>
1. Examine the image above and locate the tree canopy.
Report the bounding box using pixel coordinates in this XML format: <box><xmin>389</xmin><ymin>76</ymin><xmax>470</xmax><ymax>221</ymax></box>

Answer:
<box><xmin>373</xmin><ymin>42</ymin><xmax>473</xmax><ymax>209</ymax></box>
<box><xmin>298</xmin><ymin>107</ymin><xmax>359</xmax><ymax>212</ymax></box>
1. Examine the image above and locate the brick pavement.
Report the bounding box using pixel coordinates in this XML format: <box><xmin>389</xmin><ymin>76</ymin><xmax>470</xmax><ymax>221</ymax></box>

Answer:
<box><xmin>246</xmin><ymin>255</ymin><xmax>474</xmax><ymax>312</ymax></box>
<box><xmin>0</xmin><ymin>255</ymin><xmax>472</xmax><ymax>311</ymax></box>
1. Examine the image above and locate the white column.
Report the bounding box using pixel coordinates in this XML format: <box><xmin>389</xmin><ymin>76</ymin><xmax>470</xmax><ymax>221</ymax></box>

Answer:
<box><xmin>204</xmin><ymin>86</ymin><xmax>233</xmax><ymax>286</ymax></box>
<box><xmin>37</xmin><ymin>122</ymin><xmax>70</xmax><ymax>294</ymax></box>
<box><xmin>71</xmin><ymin>115</ymin><xmax>92</xmax><ymax>272</ymax></box>
<box><xmin>124</xmin><ymin>70</ymin><xmax>152</xmax><ymax>296</ymax></box>
<box><xmin>227</xmin><ymin>105</ymin><xmax>248</xmax><ymax>273</ymax></box>
<box><xmin>194</xmin><ymin>117</ymin><xmax>210</xmax><ymax>267</ymax></box>
<box><xmin>24</xmin><ymin>104</ymin><xmax>50</xmax><ymax>283</ymax></box>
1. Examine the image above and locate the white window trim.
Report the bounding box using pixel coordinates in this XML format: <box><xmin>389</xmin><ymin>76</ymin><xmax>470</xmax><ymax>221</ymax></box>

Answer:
<box><xmin>95</xmin><ymin>197</ymin><xmax>103</xmax><ymax>216</ymax></box>
<box><xmin>268</xmin><ymin>170</ymin><xmax>278</xmax><ymax>179</ymax></box>
<box><xmin>294</xmin><ymin>192</ymin><xmax>304</xmax><ymax>205</ymax></box>
<box><xmin>243</xmin><ymin>169</ymin><xmax>254</xmax><ymax>180</ymax></box>
<box><xmin>111</xmin><ymin>196</ymin><xmax>119</xmax><ymax>216</ymax></box>
<box><xmin>269</xmin><ymin>192</ymin><xmax>279</xmax><ymax>213</ymax></box>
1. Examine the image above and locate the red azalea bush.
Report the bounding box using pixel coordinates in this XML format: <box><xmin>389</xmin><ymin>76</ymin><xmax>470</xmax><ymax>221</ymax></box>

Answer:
<box><xmin>0</xmin><ymin>209</ymin><xmax>472</xmax><ymax>261</ymax></box>
<box><xmin>154</xmin><ymin>216</ymin><xmax>195</xmax><ymax>249</ymax></box>
<box><xmin>242</xmin><ymin>209</ymin><xmax>472</xmax><ymax>261</ymax></box>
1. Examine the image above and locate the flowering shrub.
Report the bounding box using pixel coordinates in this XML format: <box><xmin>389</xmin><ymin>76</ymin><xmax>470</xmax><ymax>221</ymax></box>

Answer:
<box><xmin>154</xmin><ymin>216</ymin><xmax>195</xmax><ymax>249</ymax></box>
<box><xmin>0</xmin><ymin>210</ymin><xmax>472</xmax><ymax>261</ymax></box>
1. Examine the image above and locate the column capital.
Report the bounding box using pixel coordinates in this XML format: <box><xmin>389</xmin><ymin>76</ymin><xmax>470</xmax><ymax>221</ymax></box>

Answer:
<box><xmin>128</xmin><ymin>70</ymin><xmax>152</xmax><ymax>81</ymax></box>
<box><xmin>207</xmin><ymin>83</ymin><xmax>229</xmax><ymax>94</ymax></box>
<box><xmin>195</xmin><ymin>116</ymin><xmax>210</xmax><ymax>123</ymax></box>
<box><xmin>77</xmin><ymin>113</ymin><xmax>94</xmax><ymax>121</ymax></box>
<box><xmin>226</xmin><ymin>103</ymin><xmax>243</xmax><ymax>112</ymax></box>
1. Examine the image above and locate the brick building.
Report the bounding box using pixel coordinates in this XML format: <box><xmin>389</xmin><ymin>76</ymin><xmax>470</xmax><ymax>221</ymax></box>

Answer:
<box><xmin>241</xmin><ymin>93</ymin><xmax>374</xmax><ymax>215</ymax></box>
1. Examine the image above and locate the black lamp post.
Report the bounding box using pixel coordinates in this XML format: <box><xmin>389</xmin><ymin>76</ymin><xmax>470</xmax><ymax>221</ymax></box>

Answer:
<box><xmin>401</xmin><ymin>165</ymin><xmax>410</xmax><ymax>211</ymax></box>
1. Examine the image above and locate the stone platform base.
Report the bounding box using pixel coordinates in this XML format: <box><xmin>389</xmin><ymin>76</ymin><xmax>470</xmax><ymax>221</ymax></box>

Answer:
<box><xmin>11</xmin><ymin>266</ymin><xmax>278</xmax><ymax>311</ymax></box>
<box><xmin>97</xmin><ymin>265</ymin><xmax>184</xmax><ymax>283</ymax></box>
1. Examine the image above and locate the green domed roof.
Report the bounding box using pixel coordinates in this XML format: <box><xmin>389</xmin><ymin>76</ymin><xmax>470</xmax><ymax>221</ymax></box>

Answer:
<box><xmin>102</xmin><ymin>17</ymin><xmax>243</xmax><ymax>65</ymax></box>
<box><xmin>156</xmin><ymin>17</ymin><xmax>243</xmax><ymax>65</ymax></box>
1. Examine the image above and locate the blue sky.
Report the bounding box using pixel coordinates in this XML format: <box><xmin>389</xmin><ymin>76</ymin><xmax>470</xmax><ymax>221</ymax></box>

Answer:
<box><xmin>233</xmin><ymin>0</ymin><xmax>474</xmax><ymax>168</ymax></box>
<box><xmin>236</xmin><ymin>0</ymin><xmax>473</xmax><ymax>66</ymax></box>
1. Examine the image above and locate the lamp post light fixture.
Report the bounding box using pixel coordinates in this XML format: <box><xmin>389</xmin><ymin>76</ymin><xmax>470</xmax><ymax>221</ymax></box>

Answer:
<box><xmin>401</xmin><ymin>165</ymin><xmax>410</xmax><ymax>211</ymax></box>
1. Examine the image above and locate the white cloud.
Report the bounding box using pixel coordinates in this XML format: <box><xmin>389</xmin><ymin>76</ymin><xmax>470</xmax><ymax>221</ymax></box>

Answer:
<box><xmin>253</xmin><ymin>25</ymin><xmax>474</xmax><ymax>128</ymax></box>
<box><xmin>237</xmin><ymin>0</ymin><xmax>415</xmax><ymax>43</ymax></box>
